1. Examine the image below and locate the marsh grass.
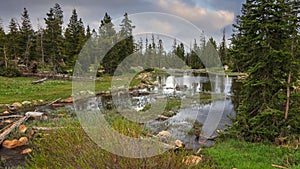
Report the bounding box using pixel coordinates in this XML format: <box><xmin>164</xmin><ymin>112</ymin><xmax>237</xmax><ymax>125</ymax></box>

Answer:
<box><xmin>26</xmin><ymin>118</ymin><xmax>213</xmax><ymax>169</ymax></box>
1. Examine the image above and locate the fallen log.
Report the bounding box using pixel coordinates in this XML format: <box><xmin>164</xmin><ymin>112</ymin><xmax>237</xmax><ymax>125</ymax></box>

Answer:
<box><xmin>32</xmin><ymin>78</ymin><xmax>47</xmax><ymax>84</ymax></box>
<box><xmin>0</xmin><ymin>116</ymin><xmax>29</xmax><ymax>145</ymax></box>
<box><xmin>0</xmin><ymin>115</ymin><xmax>23</xmax><ymax>120</ymax></box>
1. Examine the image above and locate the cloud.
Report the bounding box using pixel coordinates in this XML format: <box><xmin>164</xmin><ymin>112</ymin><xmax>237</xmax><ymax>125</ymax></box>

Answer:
<box><xmin>157</xmin><ymin>0</ymin><xmax>234</xmax><ymax>32</ymax></box>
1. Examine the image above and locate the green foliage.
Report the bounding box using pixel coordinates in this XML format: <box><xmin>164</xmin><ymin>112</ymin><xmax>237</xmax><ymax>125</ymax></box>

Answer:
<box><xmin>0</xmin><ymin>66</ymin><xmax>21</xmax><ymax>77</ymax></box>
<box><xmin>64</xmin><ymin>9</ymin><xmax>86</xmax><ymax>69</ymax></box>
<box><xmin>228</xmin><ymin>0</ymin><xmax>300</xmax><ymax>142</ymax></box>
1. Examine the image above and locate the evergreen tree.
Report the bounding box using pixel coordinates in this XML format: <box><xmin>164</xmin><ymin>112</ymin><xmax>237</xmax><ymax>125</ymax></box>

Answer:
<box><xmin>64</xmin><ymin>9</ymin><xmax>86</xmax><ymax>69</ymax></box>
<box><xmin>229</xmin><ymin>0</ymin><xmax>300</xmax><ymax>141</ymax></box>
<box><xmin>20</xmin><ymin>8</ymin><xmax>34</xmax><ymax>67</ymax></box>
<box><xmin>99</xmin><ymin>12</ymin><xmax>117</xmax><ymax>75</ymax></box>
<box><xmin>0</xmin><ymin>21</ymin><xmax>7</xmax><ymax>68</ymax></box>
<box><xmin>7</xmin><ymin>18</ymin><xmax>20</xmax><ymax>61</ymax></box>
<box><xmin>44</xmin><ymin>3</ymin><xmax>64</xmax><ymax>73</ymax></box>
<box><xmin>219</xmin><ymin>28</ymin><xmax>227</xmax><ymax>65</ymax></box>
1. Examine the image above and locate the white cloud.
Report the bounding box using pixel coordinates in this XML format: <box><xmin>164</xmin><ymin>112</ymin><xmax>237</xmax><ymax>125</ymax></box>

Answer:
<box><xmin>157</xmin><ymin>0</ymin><xmax>234</xmax><ymax>32</ymax></box>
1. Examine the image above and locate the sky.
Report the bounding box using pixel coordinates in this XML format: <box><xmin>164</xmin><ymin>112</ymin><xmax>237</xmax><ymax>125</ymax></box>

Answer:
<box><xmin>0</xmin><ymin>0</ymin><xmax>245</xmax><ymax>45</ymax></box>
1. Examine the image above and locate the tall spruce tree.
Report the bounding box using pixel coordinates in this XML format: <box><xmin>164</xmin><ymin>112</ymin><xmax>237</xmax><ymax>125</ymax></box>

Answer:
<box><xmin>64</xmin><ymin>9</ymin><xmax>86</xmax><ymax>69</ymax></box>
<box><xmin>20</xmin><ymin>8</ymin><xmax>34</xmax><ymax>67</ymax></box>
<box><xmin>44</xmin><ymin>3</ymin><xmax>64</xmax><ymax>73</ymax></box>
<box><xmin>229</xmin><ymin>0</ymin><xmax>300</xmax><ymax>141</ymax></box>
<box><xmin>99</xmin><ymin>13</ymin><xmax>117</xmax><ymax>75</ymax></box>
<box><xmin>7</xmin><ymin>18</ymin><xmax>20</xmax><ymax>61</ymax></box>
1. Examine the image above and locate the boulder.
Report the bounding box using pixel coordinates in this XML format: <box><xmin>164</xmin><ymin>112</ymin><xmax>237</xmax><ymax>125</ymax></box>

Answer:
<box><xmin>182</xmin><ymin>155</ymin><xmax>202</xmax><ymax>166</ymax></box>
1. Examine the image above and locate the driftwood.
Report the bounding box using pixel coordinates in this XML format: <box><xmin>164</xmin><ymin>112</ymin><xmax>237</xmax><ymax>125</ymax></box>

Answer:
<box><xmin>0</xmin><ymin>115</ymin><xmax>23</xmax><ymax>120</ymax></box>
<box><xmin>0</xmin><ymin>116</ymin><xmax>29</xmax><ymax>144</ymax></box>
<box><xmin>32</xmin><ymin>78</ymin><xmax>47</xmax><ymax>84</ymax></box>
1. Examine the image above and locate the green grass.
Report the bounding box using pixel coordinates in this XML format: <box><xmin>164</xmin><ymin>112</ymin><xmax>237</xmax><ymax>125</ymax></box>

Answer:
<box><xmin>203</xmin><ymin>139</ymin><xmax>300</xmax><ymax>169</ymax></box>
<box><xmin>0</xmin><ymin>75</ymin><xmax>141</xmax><ymax>105</ymax></box>
<box><xmin>26</xmin><ymin>117</ymin><xmax>213</xmax><ymax>169</ymax></box>
<box><xmin>0</xmin><ymin>76</ymin><xmax>72</xmax><ymax>104</ymax></box>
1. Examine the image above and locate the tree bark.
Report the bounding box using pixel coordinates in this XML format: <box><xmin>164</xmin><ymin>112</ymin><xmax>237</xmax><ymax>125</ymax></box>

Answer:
<box><xmin>3</xmin><ymin>44</ymin><xmax>7</xmax><ymax>68</ymax></box>
<box><xmin>284</xmin><ymin>72</ymin><xmax>291</xmax><ymax>120</ymax></box>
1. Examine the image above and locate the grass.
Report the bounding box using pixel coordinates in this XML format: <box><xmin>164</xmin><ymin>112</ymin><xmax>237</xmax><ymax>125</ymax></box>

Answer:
<box><xmin>0</xmin><ymin>76</ymin><xmax>72</xmax><ymax>104</ymax></box>
<box><xmin>0</xmin><ymin>75</ymin><xmax>141</xmax><ymax>105</ymax></box>
<box><xmin>26</xmin><ymin>116</ymin><xmax>213</xmax><ymax>169</ymax></box>
<box><xmin>203</xmin><ymin>139</ymin><xmax>300</xmax><ymax>169</ymax></box>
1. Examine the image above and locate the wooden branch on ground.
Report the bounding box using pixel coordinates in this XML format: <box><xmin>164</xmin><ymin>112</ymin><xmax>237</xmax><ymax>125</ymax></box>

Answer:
<box><xmin>0</xmin><ymin>115</ymin><xmax>23</xmax><ymax>120</ymax></box>
<box><xmin>271</xmin><ymin>164</ymin><xmax>287</xmax><ymax>169</ymax></box>
<box><xmin>46</xmin><ymin>98</ymin><xmax>61</xmax><ymax>106</ymax></box>
<box><xmin>32</xmin><ymin>78</ymin><xmax>47</xmax><ymax>84</ymax></box>
<box><xmin>0</xmin><ymin>116</ymin><xmax>29</xmax><ymax>145</ymax></box>
<box><xmin>32</xmin><ymin>126</ymin><xmax>66</xmax><ymax>131</ymax></box>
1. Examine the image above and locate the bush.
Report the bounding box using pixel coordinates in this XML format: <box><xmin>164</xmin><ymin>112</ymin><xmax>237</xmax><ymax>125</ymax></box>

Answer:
<box><xmin>0</xmin><ymin>66</ymin><xmax>21</xmax><ymax>77</ymax></box>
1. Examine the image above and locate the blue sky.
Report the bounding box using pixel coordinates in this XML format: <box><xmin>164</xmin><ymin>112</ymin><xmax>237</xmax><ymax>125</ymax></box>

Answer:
<box><xmin>0</xmin><ymin>0</ymin><xmax>245</xmax><ymax>44</ymax></box>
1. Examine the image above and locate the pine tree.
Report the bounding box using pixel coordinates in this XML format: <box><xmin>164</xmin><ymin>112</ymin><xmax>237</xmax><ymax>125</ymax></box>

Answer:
<box><xmin>44</xmin><ymin>3</ymin><xmax>64</xmax><ymax>73</ymax></box>
<box><xmin>219</xmin><ymin>28</ymin><xmax>227</xmax><ymax>65</ymax></box>
<box><xmin>0</xmin><ymin>21</ymin><xmax>7</xmax><ymax>68</ymax></box>
<box><xmin>99</xmin><ymin>12</ymin><xmax>117</xmax><ymax>75</ymax></box>
<box><xmin>229</xmin><ymin>0</ymin><xmax>300</xmax><ymax>141</ymax></box>
<box><xmin>7</xmin><ymin>18</ymin><xmax>20</xmax><ymax>62</ymax></box>
<box><xmin>20</xmin><ymin>8</ymin><xmax>34</xmax><ymax>67</ymax></box>
<box><xmin>64</xmin><ymin>9</ymin><xmax>86</xmax><ymax>69</ymax></box>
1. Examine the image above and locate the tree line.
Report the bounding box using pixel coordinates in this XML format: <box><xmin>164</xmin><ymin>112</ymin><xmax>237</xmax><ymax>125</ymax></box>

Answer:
<box><xmin>0</xmin><ymin>3</ymin><xmax>230</xmax><ymax>77</ymax></box>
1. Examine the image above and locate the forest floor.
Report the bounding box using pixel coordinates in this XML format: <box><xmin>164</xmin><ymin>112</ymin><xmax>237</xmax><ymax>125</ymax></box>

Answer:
<box><xmin>0</xmin><ymin>76</ymin><xmax>299</xmax><ymax>168</ymax></box>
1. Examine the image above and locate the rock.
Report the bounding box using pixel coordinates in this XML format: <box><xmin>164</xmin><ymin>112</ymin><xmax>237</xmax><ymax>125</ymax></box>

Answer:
<box><xmin>2</xmin><ymin>111</ymin><xmax>10</xmax><ymax>115</ymax></box>
<box><xmin>182</xmin><ymin>155</ymin><xmax>202</xmax><ymax>166</ymax></box>
<box><xmin>157</xmin><ymin>115</ymin><xmax>169</xmax><ymax>121</ymax></box>
<box><xmin>8</xmin><ymin>102</ymin><xmax>22</xmax><ymax>110</ymax></box>
<box><xmin>152</xmin><ymin>81</ymin><xmax>159</xmax><ymax>86</ymax></box>
<box><xmin>57</xmin><ymin>114</ymin><xmax>65</xmax><ymax>118</ymax></box>
<box><xmin>60</xmin><ymin>97</ymin><xmax>73</xmax><ymax>103</ymax></box>
<box><xmin>12</xmin><ymin>102</ymin><xmax>22</xmax><ymax>108</ymax></box>
<box><xmin>2</xmin><ymin>139</ymin><xmax>19</xmax><ymax>149</ymax></box>
<box><xmin>19</xmin><ymin>125</ymin><xmax>27</xmax><ymax>133</ymax></box>
<box><xmin>18</xmin><ymin>137</ymin><xmax>28</xmax><ymax>146</ymax></box>
<box><xmin>156</xmin><ymin>131</ymin><xmax>171</xmax><ymax>142</ymax></box>
<box><xmin>21</xmin><ymin>101</ymin><xmax>31</xmax><ymax>105</ymax></box>
<box><xmin>174</xmin><ymin>140</ymin><xmax>184</xmax><ymax>148</ymax></box>
<box><xmin>29</xmin><ymin>129</ymin><xmax>35</xmax><ymax>136</ymax></box>
<box><xmin>21</xmin><ymin>148</ymin><xmax>32</xmax><ymax>155</ymax></box>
